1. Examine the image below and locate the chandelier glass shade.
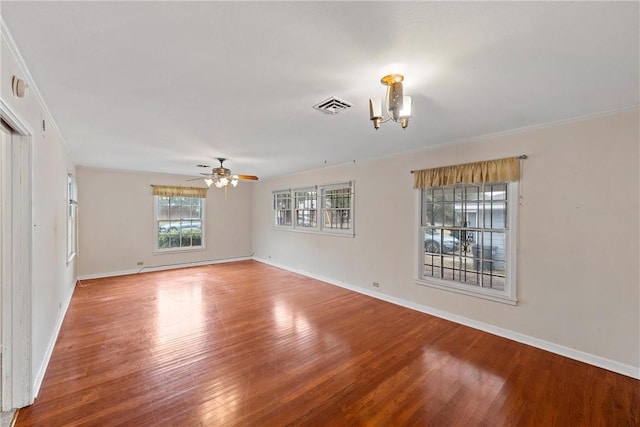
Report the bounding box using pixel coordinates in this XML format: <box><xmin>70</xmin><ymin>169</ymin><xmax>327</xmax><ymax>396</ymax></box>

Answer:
<box><xmin>369</xmin><ymin>74</ymin><xmax>412</xmax><ymax>129</ymax></box>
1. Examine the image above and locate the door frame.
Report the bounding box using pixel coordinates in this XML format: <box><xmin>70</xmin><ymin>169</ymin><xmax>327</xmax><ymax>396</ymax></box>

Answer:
<box><xmin>0</xmin><ymin>98</ymin><xmax>33</xmax><ymax>410</ymax></box>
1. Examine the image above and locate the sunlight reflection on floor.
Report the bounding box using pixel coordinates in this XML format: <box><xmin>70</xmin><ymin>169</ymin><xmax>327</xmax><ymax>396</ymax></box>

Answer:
<box><xmin>156</xmin><ymin>284</ymin><xmax>204</xmax><ymax>345</ymax></box>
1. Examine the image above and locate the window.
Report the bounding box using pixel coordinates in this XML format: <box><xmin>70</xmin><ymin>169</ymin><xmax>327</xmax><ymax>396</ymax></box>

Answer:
<box><xmin>295</xmin><ymin>188</ymin><xmax>317</xmax><ymax>229</ymax></box>
<box><xmin>153</xmin><ymin>186</ymin><xmax>206</xmax><ymax>252</ymax></box>
<box><xmin>67</xmin><ymin>173</ymin><xmax>77</xmax><ymax>263</ymax></box>
<box><xmin>273</xmin><ymin>182</ymin><xmax>354</xmax><ymax>236</ymax></box>
<box><xmin>321</xmin><ymin>184</ymin><xmax>353</xmax><ymax>232</ymax></box>
<box><xmin>418</xmin><ymin>182</ymin><xmax>517</xmax><ymax>304</ymax></box>
<box><xmin>273</xmin><ymin>191</ymin><xmax>292</xmax><ymax>227</ymax></box>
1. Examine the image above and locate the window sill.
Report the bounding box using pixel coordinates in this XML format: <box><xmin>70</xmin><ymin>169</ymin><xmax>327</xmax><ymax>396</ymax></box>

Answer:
<box><xmin>272</xmin><ymin>226</ymin><xmax>354</xmax><ymax>238</ymax></box>
<box><xmin>154</xmin><ymin>246</ymin><xmax>206</xmax><ymax>255</ymax></box>
<box><xmin>415</xmin><ymin>278</ymin><xmax>518</xmax><ymax>306</ymax></box>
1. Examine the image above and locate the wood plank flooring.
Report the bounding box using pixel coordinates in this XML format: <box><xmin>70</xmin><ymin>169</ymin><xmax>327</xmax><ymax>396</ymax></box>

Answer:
<box><xmin>16</xmin><ymin>260</ymin><xmax>639</xmax><ymax>426</ymax></box>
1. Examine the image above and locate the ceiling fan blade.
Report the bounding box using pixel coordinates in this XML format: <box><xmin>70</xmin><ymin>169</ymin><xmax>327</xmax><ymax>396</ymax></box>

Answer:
<box><xmin>236</xmin><ymin>174</ymin><xmax>259</xmax><ymax>181</ymax></box>
<box><xmin>186</xmin><ymin>177</ymin><xmax>203</xmax><ymax>181</ymax></box>
<box><xmin>199</xmin><ymin>172</ymin><xmax>215</xmax><ymax>177</ymax></box>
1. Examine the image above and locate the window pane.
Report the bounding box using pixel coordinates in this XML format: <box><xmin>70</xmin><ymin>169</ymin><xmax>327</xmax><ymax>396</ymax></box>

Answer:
<box><xmin>296</xmin><ymin>209</ymin><xmax>317</xmax><ymax>227</ymax></box>
<box><xmin>422</xmin><ymin>189</ymin><xmax>434</xmax><ymax>226</ymax></box>
<box><xmin>465</xmin><ymin>185</ymin><xmax>481</xmax><ymax>201</ymax></box>
<box><xmin>276</xmin><ymin>209</ymin><xmax>292</xmax><ymax>226</ymax></box>
<box><xmin>432</xmin><ymin>202</ymin><xmax>444</xmax><ymax>226</ymax></box>
<box><xmin>433</xmin><ymin>188</ymin><xmax>444</xmax><ymax>202</ymax></box>
<box><xmin>453</xmin><ymin>204</ymin><xmax>463</xmax><ymax>228</ymax></box>
<box><xmin>425</xmin><ymin>228</ymin><xmax>461</xmax><ymax>253</ymax></box>
<box><xmin>179</xmin><ymin>204</ymin><xmax>191</xmax><ymax>219</ymax></box>
<box><xmin>323</xmin><ymin>209</ymin><xmax>351</xmax><ymax>229</ymax></box>
<box><xmin>443</xmin><ymin>202</ymin><xmax>455</xmax><ymax>227</ymax></box>
<box><xmin>485</xmin><ymin>202</ymin><xmax>506</xmax><ymax>229</ymax></box>
<box><xmin>467</xmin><ymin>201</ymin><xmax>481</xmax><ymax>228</ymax></box>
<box><xmin>488</xmin><ymin>183</ymin><xmax>507</xmax><ymax>200</ymax></box>
<box><xmin>192</xmin><ymin>205</ymin><xmax>202</xmax><ymax>219</ymax></box>
<box><xmin>443</xmin><ymin>187</ymin><xmax>454</xmax><ymax>202</ymax></box>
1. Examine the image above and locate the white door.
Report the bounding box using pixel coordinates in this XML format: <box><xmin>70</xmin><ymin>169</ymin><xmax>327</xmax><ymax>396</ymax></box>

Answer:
<box><xmin>0</xmin><ymin>119</ymin><xmax>32</xmax><ymax>410</ymax></box>
<box><xmin>0</xmin><ymin>121</ymin><xmax>7</xmax><ymax>409</ymax></box>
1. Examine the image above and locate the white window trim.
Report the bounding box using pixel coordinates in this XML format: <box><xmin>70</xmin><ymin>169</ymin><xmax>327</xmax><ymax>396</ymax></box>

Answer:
<box><xmin>153</xmin><ymin>195</ymin><xmax>206</xmax><ymax>253</ymax></box>
<box><xmin>66</xmin><ymin>173</ymin><xmax>77</xmax><ymax>264</ymax></box>
<box><xmin>415</xmin><ymin>182</ymin><xmax>518</xmax><ymax>305</ymax></box>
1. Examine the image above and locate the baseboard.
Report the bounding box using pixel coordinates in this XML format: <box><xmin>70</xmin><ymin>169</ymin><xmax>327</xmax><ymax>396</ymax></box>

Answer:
<box><xmin>140</xmin><ymin>256</ymin><xmax>252</xmax><ymax>273</ymax></box>
<box><xmin>77</xmin><ymin>268</ymin><xmax>139</xmax><ymax>281</ymax></box>
<box><xmin>253</xmin><ymin>257</ymin><xmax>640</xmax><ymax>380</ymax></box>
<box><xmin>77</xmin><ymin>256</ymin><xmax>253</xmax><ymax>281</ymax></box>
<box><xmin>0</xmin><ymin>408</ymin><xmax>17</xmax><ymax>427</ymax></box>
<box><xmin>32</xmin><ymin>277</ymin><xmax>75</xmax><ymax>398</ymax></box>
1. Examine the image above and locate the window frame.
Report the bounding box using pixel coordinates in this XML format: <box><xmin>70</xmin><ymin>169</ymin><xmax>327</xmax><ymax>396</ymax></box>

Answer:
<box><xmin>273</xmin><ymin>190</ymin><xmax>293</xmax><ymax>228</ymax></box>
<box><xmin>66</xmin><ymin>173</ymin><xmax>77</xmax><ymax>264</ymax></box>
<box><xmin>320</xmin><ymin>182</ymin><xmax>354</xmax><ymax>236</ymax></box>
<box><xmin>272</xmin><ymin>181</ymin><xmax>354</xmax><ymax>237</ymax></box>
<box><xmin>154</xmin><ymin>195</ymin><xmax>206</xmax><ymax>253</ymax></box>
<box><xmin>294</xmin><ymin>187</ymin><xmax>318</xmax><ymax>230</ymax></box>
<box><xmin>415</xmin><ymin>181</ymin><xmax>518</xmax><ymax>305</ymax></box>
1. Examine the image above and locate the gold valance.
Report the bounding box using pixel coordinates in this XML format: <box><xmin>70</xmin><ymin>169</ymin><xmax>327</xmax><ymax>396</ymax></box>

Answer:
<box><xmin>413</xmin><ymin>156</ymin><xmax>521</xmax><ymax>188</ymax></box>
<box><xmin>151</xmin><ymin>185</ymin><xmax>207</xmax><ymax>198</ymax></box>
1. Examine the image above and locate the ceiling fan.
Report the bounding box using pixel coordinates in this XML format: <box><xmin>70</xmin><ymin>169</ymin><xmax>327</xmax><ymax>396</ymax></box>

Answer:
<box><xmin>193</xmin><ymin>158</ymin><xmax>259</xmax><ymax>189</ymax></box>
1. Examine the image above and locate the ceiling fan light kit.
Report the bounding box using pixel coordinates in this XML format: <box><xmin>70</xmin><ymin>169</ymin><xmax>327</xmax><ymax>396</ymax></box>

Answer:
<box><xmin>369</xmin><ymin>73</ymin><xmax>412</xmax><ymax>129</ymax></box>
<box><xmin>196</xmin><ymin>158</ymin><xmax>258</xmax><ymax>189</ymax></box>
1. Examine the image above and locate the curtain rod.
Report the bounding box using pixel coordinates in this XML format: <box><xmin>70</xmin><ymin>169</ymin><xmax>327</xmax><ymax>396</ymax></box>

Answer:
<box><xmin>410</xmin><ymin>155</ymin><xmax>528</xmax><ymax>174</ymax></box>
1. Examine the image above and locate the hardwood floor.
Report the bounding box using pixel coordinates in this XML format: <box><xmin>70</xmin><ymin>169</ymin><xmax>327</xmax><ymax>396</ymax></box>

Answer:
<box><xmin>16</xmin><ymin>260</ymin><xmax>639</xmax><ymax>426</ymax></box>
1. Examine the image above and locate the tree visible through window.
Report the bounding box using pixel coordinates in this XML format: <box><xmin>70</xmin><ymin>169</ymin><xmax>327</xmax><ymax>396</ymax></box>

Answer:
<box><xmin>156</xmin><ymin>196</ymin><xmax>204</xmax><ymax>250</ymax></box>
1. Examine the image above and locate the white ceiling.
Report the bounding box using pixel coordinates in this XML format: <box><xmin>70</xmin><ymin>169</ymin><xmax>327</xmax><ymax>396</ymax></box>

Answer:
<box><xmin>2</xmin><ymin>1</ymin><xmax>638</xmax><ymax>180</ymax></box>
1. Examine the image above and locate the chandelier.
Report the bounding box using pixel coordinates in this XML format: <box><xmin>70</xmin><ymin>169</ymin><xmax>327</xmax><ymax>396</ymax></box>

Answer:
<box><xmin>368</xmin><ymin>74</ymin><xmax>412</xmax><ymax>129</ymax></box>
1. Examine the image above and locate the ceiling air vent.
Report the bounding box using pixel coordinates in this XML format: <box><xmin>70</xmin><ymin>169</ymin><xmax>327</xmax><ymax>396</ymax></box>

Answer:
<box><xmin>313</xmin><ymin>97</ymin><xmax>353</xmax><ymax>115</ymax></box>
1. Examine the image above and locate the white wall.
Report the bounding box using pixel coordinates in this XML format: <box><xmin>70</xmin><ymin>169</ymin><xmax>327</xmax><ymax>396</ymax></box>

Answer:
<box><xmin>252</xmin><ymin>109</ymin><xmax>640</xmax><ymax>376</ymax></box>
<box><xmin>77</xmin><ymin>168</ymin><xmax>253</xmax><ymax>278</ymax></box>
<box><xmin>1</xmin><ymin>27</ymin><xmax>77</xmax><ymax>396</ymax></box>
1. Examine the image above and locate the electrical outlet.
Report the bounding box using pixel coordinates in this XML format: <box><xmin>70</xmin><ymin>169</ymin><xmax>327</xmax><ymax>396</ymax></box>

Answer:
<box><xmin>137</xmin><ymin>261</ymin><xmax>144</xmax><ymax>266</ymax></box>
<box><xmin>372</xmin><ymin>282</ymin><xmax>380</xmax><ymax>288</ymax></box>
